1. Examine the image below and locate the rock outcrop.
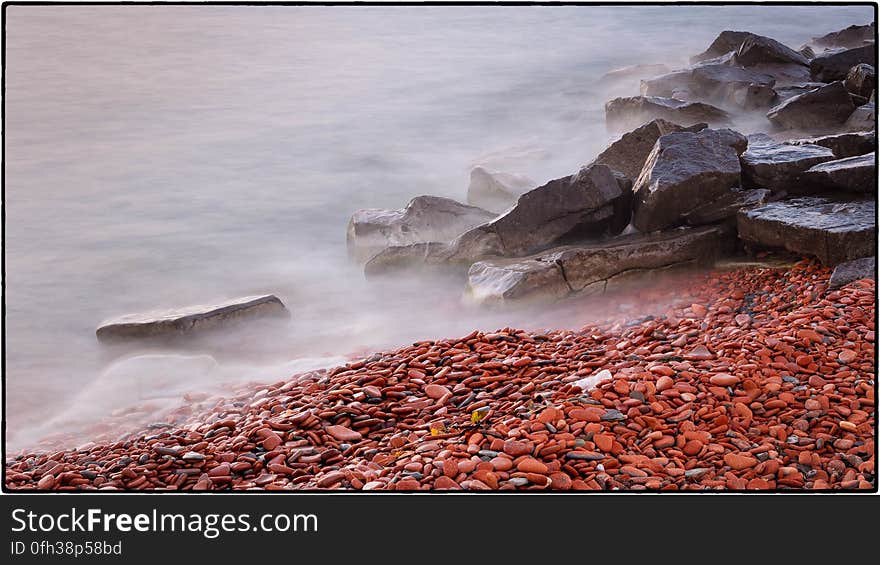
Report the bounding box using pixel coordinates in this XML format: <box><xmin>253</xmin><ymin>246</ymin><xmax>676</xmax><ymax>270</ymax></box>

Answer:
<box><xmin>591</xmin><ymin>118</ymin><xmax>706</xmax><ymax>181</ymax></box>
<box><xmin>96</xmin><ymin>295</ymin><xmax>289</xmax><ymax>343</ymax></box>
<box><xmin>737</xmin><ymin>197</ymin><xmax>875</xmax><ymax>265</ymax></box>
<box><xmin>691</xmin><ymin>31</ymin><xmax>757</xmax><ymax>63</ymax></box>
<box><xmin>466</xmin><ymin>226</ymin><xmax>724</xmax><ymax>304</ymax></box>
<box><xmin>829</xmin><ymin>256</ymin><xmax>876</xmax><ymax>289</ymax></box>
<box><xmin>605</xmin><ymin>96</ymin><xmax>731</xmax><ymax>133</ymax></box>
<box><xmin>740</xmin><ymin>134</ymin><xmax>836</xmax><ymax>192</ymax></box>
<box><xmin>810</xmin><ymin>45</ymin><xmax>877</xmax><ymax>82</ymax></box>
<box><xmin>466</xmin><ymin>167</ymin><xmax>535</xmax><ymax>214</ymax></box>
<box><xmin>786</xmin><ymin>131</ymin><xmax>876</xmax><ymax>159</ymax></box>
<box><xmin>347</xmin><ymin>196</ymin><xmax>495</xmax><ymax>262</ymax></box>
<box><xmin>736</xmin><ymin>34</ymin><xmax>810</xmax><ymax>67</ymax></box>
<box><xmin>810</xmin><ymin>23</ymin><xmax>875</xmax><ymax>50</ymax></box>
<box><xmin>766</xmin><ymin>81</ymin><xmax>856</xmax><ymax>131</ymax></box>
<box><xmin>801</xmin><ymin>153</ymin><xmax>876</xmax><ymax>193</ymax></box>
<box><xmin>631</xmin><ymin>128</ymin><xmax>748</xmax><ymax>233</ymax></box>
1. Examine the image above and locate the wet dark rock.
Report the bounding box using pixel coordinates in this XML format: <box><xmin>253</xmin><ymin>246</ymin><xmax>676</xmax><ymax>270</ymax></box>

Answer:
<box><xmin>605</xmin><ymin>96</ymin><xmax>731</xmax><ymax>133</ymax></box>
<box><xmin>810</xmin><ymin>45</ymin><xmax>876</xmax><ymax>82</ymax></box>
<box><xmin>737</xmin><ymin>197</ymin><xmax>876</xmax><ymax>265</ymax></box>
<box><xmin>347</xmin><ymin>195</ymin><xmax>495</xmax><ymax>262</ymax></box>
<box><xmin>843</xmin><ymin>102</ymin><xmax>875</xmax><ymax>132</ymax></box>
<box><xmin>773</xmin><ymin>82</ymin><xmax>829</xmax><ymax>104</ymax></box>
<box><xmin>766</xmin><ymin>81</ymin><xmax>856</xmax><ymax>131</ymax></box>
<box><xmin>786</xmin><ymin>131</ymin><xmax>876</xmax><ymax>159</ymax></box>
<box><xmin>801</xmin><ymin>153</ymin><xmax>876</xmax><ymax>193</ymax></box>
<box><xmin>829</xmin><ymin>256</ymin><xmax>876</xmax><ymax>289</ymax></box>
<box><xmin>740</xmin><ymin>133</ymin><xmax>836</xmax><ymax>192</ymax></box>
<box><xmin>810</xmin><ymin>23</ymin><xmax>876</xmax><ymax>50</ymax></box>
<box><xmin>631</xmin><ymin>128</ymin><xmax>748</xmax><ymax>233</ymax></box>
<box><xmin>466</xmin><ymin>226</ymin><xmax>724</xmax><ymax>304</ymax></box>
<box><xmin>691</xmin><ymin>31</ymin><xmax>757</xmax><ymax>63</ymax></box>
<box><xmin>845</xmin><ymin>63</ymin><xmax>876</xmax><ymax>97</ymax></box>
<box><xmin>591</xmin><ymin>118</ymin><xmax>707</xmax><ymax>181</ymax></box>
<box><xmin>683</xmin><ymin>187</ymin><xmax>770</xmax><ymax>225</ymax></box>
<box><xmin>736</xmin><ymin>34</ymin><xmax>810</xmax><ymax>67</ymax></box>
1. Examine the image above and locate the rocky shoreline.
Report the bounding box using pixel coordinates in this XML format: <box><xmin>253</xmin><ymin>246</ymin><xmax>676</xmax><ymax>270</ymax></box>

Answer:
<box><xmin>6</xmin><ymin>22</ymin><xmax>877</xmax><ymax>491</ymax></box>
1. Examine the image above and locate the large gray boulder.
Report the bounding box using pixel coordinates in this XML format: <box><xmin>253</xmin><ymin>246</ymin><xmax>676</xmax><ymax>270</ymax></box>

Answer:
<box><xmin>449</xmin><ymin>163</ymin><xmax>633</xmax><ymax>261</ymax></box>
<box><xmin>786</xmin><ymin>131</ymin><xmax>876</xmax><ymax>159</ymax></box>
<box><xmin>766</xmin><ymin>81</ymin><xmax>856</xmax><ymax>131</ymax></box>
<box><xmin>683</xmin><ymin>188</ymin><xmax>770</xmax><ymax>226</ymax></box>
<box><xmin>466</xmin><ymin>167</ymin><xmax>535</xmax><ymax>214</ymax></box>
<box><xmin>736</xmin><ymin>34</ymin><xmax>810</xmax><ymax>67</ymax></box>
<box><xmin>96</xmin><ymin>295</ymin><xmax>289</xmax><ymax>343</ymax></box>
<box><xmin>810</xmin><ymin>23</ymin><xmax>875</xmax><ymax>50</ymax></box>
<box><xmin>466</xmin><ymin>226</ymin><xmax>724</xmax><ymax>304</ymax></box>
<box><xmin>346</xmin><ymin>195</ymin><xmax>495</xmax><ymax>262</ymax></box>
<box><xmin>829</xmin><ymin>256</ymin><xmax>876</xmax><ymax>289</ymax></box>
<box><xmin>737</xmin><ymin>197</ymin><xmax>875</xmax><ymax>265</ymax></box>
<box><xmin>605</xmin><ymin>96</ymin><xmax>731</xmax><ymax>133</ymax></box>
<box><xmin>640</xmin><ymin>70</ymin><xmax>697</xmax><ymax>99</ymax></box>
<box><xmin>740</xmin><ymin>133</ymin><xmax>836</xmax><ymax>192</ymax></box>
<box><xmin>691</xmin><ymin>31</ymin><xmax>757</xmax><ymax>63</ymax></box>
<box><xmin>810</xmin><ymin>45</ymin><xmax>877</xmax><ymax>82</ymax></box>
<box><xmin>843</xmin><ymin>101</ymin><xmax>876</xmax><ymax>132</ymax></box>
<box><xmin>845</xmin><ymin>63</ymin><xmax>876</xmax><ymax>97</ymax></box>
<box><xmin>691</xmin><ymin>64</ymin><xmax>777</xmax><ymax>109</ymax></box>
<box><xmin>590</xmin><ymin>118</ymin><xmax>706</xmax><ymax>181</ymax></box>
<box><xmin>631</xmin><ymin>128</ymin><xmax>748</xmax><ymax>233</ymax></box>
<box><xmin>801</xmin><ymin>153</ymin><xmax>876</xmax><ymax>193</ymax></box>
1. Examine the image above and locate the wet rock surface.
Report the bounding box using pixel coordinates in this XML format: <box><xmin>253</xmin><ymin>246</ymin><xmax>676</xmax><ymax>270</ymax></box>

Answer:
<box><xmin>683</xmin><ymin>188</ymin><xmax>770</xmax><ymax>226</ymax></box>
<box><xmin>740</xmin><ymin>134</ymin><xmax>836</xmax><ymax>192</ymax></box>
<box><xmin>347</xmin><ymin>196</ymin><xmax>495</xmax><ymax>262</ymax></box>
<box><xmin>9</xmin><ymin>261</ymin><xmax>875</xmax><ymax>491</ymax></box>
<box><xmin>810</xmin><ymin>22</ymin><xmax>875</xmax><ymax>50</ymax></box>
<box><xmin>736</xmin><ymin>34</ymin><xmax>810</xmax><ymax>68</ymax></box>
<box><xmin>691</xmin><ymin>30</ymin><xmax>757</xmax><ymax>63</ymax></box>
<box><xmin>632</xmin><ymin>128</ymin><xmax>748</xmax><ymax>233</ymax></box>
<box><xmin>766</xmin><ymin>81</ymin><xmax>856</xmax><ymax>132</ymax></box>
<box><xmin>810</xmin><ymin>45</ymin><xmax>877</xmax><ymax>82</ymax></box>
<box><xmin>95</xmin><ymin>295</ymin><xmax>289</xmax><ymax>343</ymax></box>
<box><xmin>605</xmin><ymin>96</ymin><xmax>731</xmax><ymax>133</ymax></box>
<box><xmin>786</xmin><ymin>131</ymin><xmax>875</xmax><ymax>159</ymax></box>
<box><xmin>801</xmin><ymin>153</ymin><xmax>876</xmax><ymax>194</ymax></box>
<box><xmin>465</xmin><ymin>226</ymin><xmax>724</xmax><ymax>304</ymax></box>
<box><xmin>737</xmin><ymin>197</ymin><xmax>876</xmax><ymax>265</ymax></box>
<box><xmin>845</xmin><ymin>63</ymin><xmax>876</xmax><ymax>97</ymax></box>
<box><xmin>829</xmin><ymin>256</ymin><xmax>876</xmax><ymax>289</ymax></box>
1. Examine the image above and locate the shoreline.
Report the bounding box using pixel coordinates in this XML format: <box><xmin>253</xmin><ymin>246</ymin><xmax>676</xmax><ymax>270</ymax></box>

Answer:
<box><xmin>6</xmin><ymin>259</ymin><xmax>875</xmax><ymax>491</ymax></box>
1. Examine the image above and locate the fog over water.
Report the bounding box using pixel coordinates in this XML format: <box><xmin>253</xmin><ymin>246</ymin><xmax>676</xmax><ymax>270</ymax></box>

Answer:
<box><xmin>3</xmin><ymin>4</ymin><xmax>872</xmax><ymax>452</ymax></box>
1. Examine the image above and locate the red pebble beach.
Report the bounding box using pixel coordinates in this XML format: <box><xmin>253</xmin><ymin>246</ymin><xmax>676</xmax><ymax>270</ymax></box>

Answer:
<box><xmin>5</xmin><ymin>260</ymin><xmax>875</xmax><ymax>491</ymax></box>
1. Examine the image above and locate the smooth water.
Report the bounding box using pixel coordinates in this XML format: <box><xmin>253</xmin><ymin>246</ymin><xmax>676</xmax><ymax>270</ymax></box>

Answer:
<box><xmin>3</xmin><ymin>4</ymin><xmax>872</xmax><ymax>452</ymax></box>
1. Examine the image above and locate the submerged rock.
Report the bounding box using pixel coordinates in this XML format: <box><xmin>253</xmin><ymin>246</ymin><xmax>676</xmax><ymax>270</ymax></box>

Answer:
<box><xmin>591</xmin><ymin>118</ymin><xmax>706</xmax><ymax>181</ymax></box>
<box><xmin>466</xmin><ymin>167</ymin><xmax>535</xmax><ymax>214</ymax></box>
<box><xmin>737</xmin><ymin>197</ymin><xmax>875</xmax><ymax>265</ymax></box>
<box><xmin>736</xmin><ymin>34</ymin><xmax>810</xmax><ymax>67</ymax></box>
<box><xmin>829</xmin><ymin>256</ymin><xmax>876</xmax><ymax>289</ymax></box>
<box><xmin>466</xmin><ymin>226</ymin><xmax>724</xmax><ymax>304</ymax></box>
<box><xmin>810</xmin><ymin>23</ymin><xmax>876</xmax><ymax>50</ymax></box>
<box><xmin>346</xmin><ymin>195</ymin><xmax>495</xmax><ymax>262</ymax></box>
<box><xmin>786</xmin><ymin>131</ymin><xmax>876</xmax><ymax>159</ymax></box>
<box><xmin>605</xmin><ymin>96</ymin><xmax>731</xmax><ymax>133</ymax></box>
<box><xmin>631</xmin><ymin>128</ymin><xmax>748</xmax><ymax>233</ymax></box>
<box><xmin>801</xmin><ymin>153</ymin><xmax>876</xmax><ymax>193</ymax></box>
<box><xmin>766</xmin><ymin>81</ymin><xmax>856</xmax><ymax>131</ymax></box>
<box><xmin>810</xmin><ymin>45</ymin><xmax>877</xmax><ymax>82</ymax></box>
<box><xmin>449</xmin><ymin>163</ymin><xmax>632</xmax><ymax>261</ymax></box>
<box><xmin>740</xmin><ymin>134</ymin><xmax>836</xmax><ymax>192</ymax></box>
<box><xmin>845</xmin><ymin>63</ymin><xmax>876</xmax><ymax>97</ymax></box>
<box><xmin>96</xmin><ymin>295</ymin><xmax>289</xmax><ymax>343</ymax></box>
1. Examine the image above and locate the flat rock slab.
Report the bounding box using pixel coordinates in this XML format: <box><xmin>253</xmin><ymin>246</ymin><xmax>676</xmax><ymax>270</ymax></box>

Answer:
<box><xmin>786</xmin><ymin>131</ymin><xmax>875</xmax><ymax>159</ymax></box>
<box><xmin>766</xmin><ymin>81</ymin><xmax>856</xmax><ymax>132</ymax></box>
<box><xmin>801</xmin><ymin>153</ymin><xmax>876</xmax><ymax>193</ymax></box>
<box><xmin>740</xmin><ymin>134</ymin><xmax>836</xmax><ymax>192</ymax></box>
<box><xmin>347</xmin><ymin>196</ymin><xmax>495</xmax><ymax>262</ymax></box>
<box><xmin>96</xmin><ymin>295</ymin><xmax>289</xmax><ymax>343</ymax></box>
<box><xmin>810</xmin><ymin>45</ymin><xmax>876</xmax><ymax>82</ymax></box>
<box><xmin>737</xmin><ymin>197</ymin><xmax>876</xmax><ymax>265</ymax></box>
<box><xmin>829</xmin><ymin>256</ymin><xmax>876</xmax><ymax>289</ymax></box>
<box><xmin>605</xmin><ymin>96</ymin><xmax>731</xmax><ymax>133</ymax></box>
<box><xmin>466</xmin><ymin>226</ymin><xmax>724</xmax><ymax>304</ymax></box>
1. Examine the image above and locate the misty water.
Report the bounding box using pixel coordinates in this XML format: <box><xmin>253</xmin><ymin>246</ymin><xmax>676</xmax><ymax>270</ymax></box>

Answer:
<box><xmin>3</xmin><ymin>4</ymin><xmax>872</xmax><ymax>452</ymax></box>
